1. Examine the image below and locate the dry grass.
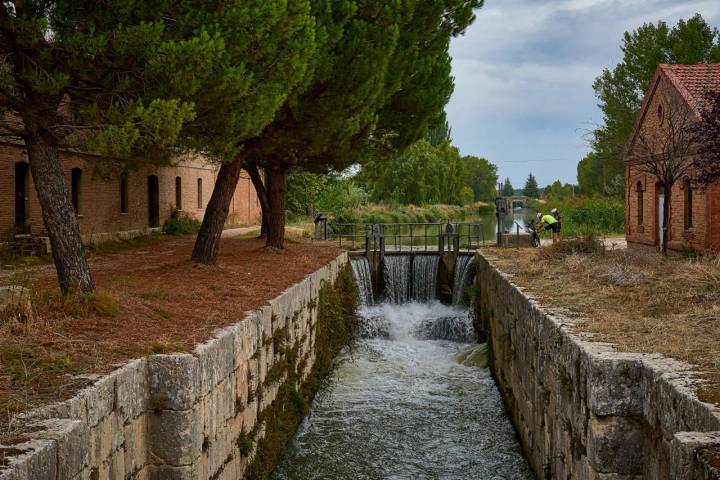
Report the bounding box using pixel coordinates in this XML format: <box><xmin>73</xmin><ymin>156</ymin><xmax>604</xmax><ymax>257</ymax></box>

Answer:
<box><xmin>0</xmin><ymin>234</ymin><xmax>342</xmax><ymax>436</ymax></box>
<box><xmin>487</xmin><ymin>243</ymin><xmax>720</xmax><ymax>404</ymax></box>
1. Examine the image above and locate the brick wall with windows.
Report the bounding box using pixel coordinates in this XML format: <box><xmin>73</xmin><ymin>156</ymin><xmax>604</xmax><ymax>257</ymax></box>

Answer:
<box><xmin>0</xmin><ymin>142</ymin><xmax>261</xmax><ymax>242</ymax></box>
<box><xmin>625</xmin><ymin>64</ymin><xmax>720</xmax><ymax>254</ymax></box>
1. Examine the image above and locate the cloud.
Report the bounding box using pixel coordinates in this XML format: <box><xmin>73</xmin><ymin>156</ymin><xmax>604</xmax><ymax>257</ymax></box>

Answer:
<box><xmin>447</xmin><ymin>0</ymin><xmax>720</xmax><ymax>186</ymax></box>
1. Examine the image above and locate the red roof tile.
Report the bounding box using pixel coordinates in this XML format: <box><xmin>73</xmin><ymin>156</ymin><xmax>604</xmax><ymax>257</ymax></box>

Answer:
<box><xmin>660</xmin><ymin>63</ymin><xmax>720</xmax><ymax>114</ymax></box>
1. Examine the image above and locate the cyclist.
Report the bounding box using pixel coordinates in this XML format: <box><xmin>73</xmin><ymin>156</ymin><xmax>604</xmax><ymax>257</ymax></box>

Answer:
<box><xmin>536</xmin><ymin>212</ymin><xmax>560</xmax><ymax>244</ymax></box>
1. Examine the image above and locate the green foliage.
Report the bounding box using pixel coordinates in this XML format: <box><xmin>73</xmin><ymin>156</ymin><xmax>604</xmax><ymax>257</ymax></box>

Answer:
<box><xmin>334</xmin><ymin>203</ymin><xmax>490</xmax><ymax>225</ymax></box>
<box><xmin>501</xmin><ymin>178</ymin><xmax>514</xmax><ymax>197</ymax></box>
<box><xmin>543</xmin><ymin>180</ymin><xmax>577</xmax><ymax>200</ymax></box>
<box><xmin>533</xmin><ymin>197</ymin><xmax>625</xmax><ymax>237</ymax></box>
<box><xmin>162</xmin><ymin>210</ymin><xmax>202</xmax><ymax>236</ymax></box>
<box><xmin>357</xmin><ymin>139</ymin><xmax>480</xmax><ymax>206</ymax></box>
<box><xmin>464</xmin><ymin>156</ymin><xmax>498</xmax><ymax>201</ymax></box>
<box><xmin>286</xmin><ymin>171</ymin><xmax>369</xmax><ymax>220</ymax></box>
<box><xmin>523</xmin><ymin>173</ymin><xmax>540</xmax><ymax>198</ymax></box>
<box><xmin>587</xmin><ymin>14</ymin><xmax>720</xmax><ymax>196</ymax></box>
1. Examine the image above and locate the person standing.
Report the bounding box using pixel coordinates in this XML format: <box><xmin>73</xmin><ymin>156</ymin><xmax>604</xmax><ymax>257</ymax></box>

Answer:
<box><xmin>551</xmin><ymin>208</ymin><xmax>562</xmax><ymax>242</ymax></box>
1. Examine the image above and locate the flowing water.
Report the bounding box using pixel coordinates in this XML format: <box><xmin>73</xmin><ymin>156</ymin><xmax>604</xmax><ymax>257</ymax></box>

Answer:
<box><xmin>274</xmin><ymin>256</ymin><xmax>531</xmax><ymax>479</ymax></box>
<box><xmin>383</xmin><ymin>255</ymin><xmax>411</xmax><ymax>304</ymax></box>
<box><xmin>452</xmin><ymin>255</ymin><xmax>475</xmax><ymax>306</ymax></box>
<box><xmin>411</xmin><ymin>255</ymin><xmax>439</xmax><ymax>303</ymax></box>
<box><xmin>351</xmin><ymin>257</ymin><xmax>374</xmax><ymax>306</ymax></box>
<box><xmin>273</xmin><ymin>302</ymin><xmax>533</xmax><ymax>479</ymax></box>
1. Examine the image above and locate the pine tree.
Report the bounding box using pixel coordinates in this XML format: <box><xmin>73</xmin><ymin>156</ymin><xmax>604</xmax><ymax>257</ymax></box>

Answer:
<box><xmin>502</xmin><ymin>178</ymin><xmax>514</xmax><ymax>197</ymax></box>
<box><xmin>0</xmin><ymin>1</ymin><xmax>218</xmax><ymax>293</ymax></box>
<box><xmin>523</xmin><ymin>174</ymin><xmax>540</xmax><ymax>198</ymax></box>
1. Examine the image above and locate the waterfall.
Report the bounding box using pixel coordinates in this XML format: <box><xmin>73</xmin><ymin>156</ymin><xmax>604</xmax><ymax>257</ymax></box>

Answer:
<box><xmin>358</xmin><ymin>302</ymin><xmax>475</xmax><ymax>343</ymax></box>
<box><xmin>351</xmin><ymin>257</ymin><xmax>374</xmax><ymax>306</ymax></box>
<box><xmin>411</xmin><ymin>255</ymin><xmax>439</xmax><ymax>302</ymax></box>
<box><xmin>452</xmin><ymin>255</ymin><xmax>475</xmax><ymax>306</ymax></box>
<box><xmin>383</xmin><ymin>255</ymin><xmax>411</xmax><ymax>304</ymax></box>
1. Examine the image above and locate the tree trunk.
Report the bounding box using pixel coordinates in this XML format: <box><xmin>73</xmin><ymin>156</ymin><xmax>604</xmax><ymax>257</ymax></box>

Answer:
<box><xmin>26</xmin><ymin>132</ymin><xmax>95</xmax><ymax>294</ymax></box>
<box><xmin>191</xmin><ymin>154</ymin><xmax>244</xmax><ymax>264</ymax></box>
<box><xmin>662</xmin><ymin>183</ymin><xmax>671</xmax><ymax>255</ymax></box>
<box><xmin>265</xmin><ymin>164</ymin><xmax>287</xmax><ymax>250</ymax></box>
<box><xmin>246</xmin><ymin>164</ymin><xmax>270</xmax><ymax>238</ymax></box>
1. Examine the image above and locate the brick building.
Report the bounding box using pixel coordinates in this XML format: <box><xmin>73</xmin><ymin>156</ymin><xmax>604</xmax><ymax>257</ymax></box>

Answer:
<box><xmin>1</xmin><ymin>142</ymin><xmax>260</xmax><ymax>243</ymax></box>
<box><xmin>625</xmin><ymin>64</ymin><xmax>720</xmax><ymax>253</ymax></box>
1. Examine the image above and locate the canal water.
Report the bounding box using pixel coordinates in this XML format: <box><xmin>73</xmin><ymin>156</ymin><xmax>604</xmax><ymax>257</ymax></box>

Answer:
<box><xmin>273</xmin><ymin>257</ymin><xmax>532</xmax><ymax>480</ymax></box>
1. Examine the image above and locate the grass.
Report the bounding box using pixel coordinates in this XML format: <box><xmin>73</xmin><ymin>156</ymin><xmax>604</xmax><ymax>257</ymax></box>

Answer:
<box><xmin>162</xmin><ymin>210</ymin><xmax>202</xmax><ymax>235</ymax></box>
<box><xmin>488</xmin><ymin>242</ymin><xmax>720</xmax><ymax>404</ymax></box>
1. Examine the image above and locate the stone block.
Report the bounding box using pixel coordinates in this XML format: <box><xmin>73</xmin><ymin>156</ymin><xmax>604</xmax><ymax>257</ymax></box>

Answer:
<box><xmin>123</xmin><ymin>415</ymin><xmax>148</xmax><ymax>476</ymax></box>
<box><xmin>149</xmin><ymin>464</ymin><xmax>201</xmax><ymax>480</ymax></box>
<box><xmin>88</xmin><ymin>411</ymin><xmax>123</xmax><ymax>467</ymax></box>
<box><xmin>30</xmin><ymin>419</ymin><xmax>88</xmax><ymax>479</ymax></box>
<box><xmin>112</xmin><ymin>358</ymin><xmax>149</xmax><ymax>424</ymax></box>
<box><xmin>0</xmin><ymin>439</ymin><xmax>56</xmax><ymax>480</ymax></box>
<box><xmin>147</xmin><ymin>354</ymin><xmax>200</xmax><ymax>411</ymax></box>
<box><xmin>79</xmin><ymin>374</ymin><xmax>116</xmax><ymax>427</ymax></box>
<box><xmin>587</xmin><ymin>354</ymin><xmax>643</xmax><ymax>417</ymax></box>
<box><xmin>194</xmin><ymin>330</ymin><xmax>235</xmax><ymax>396</ymax></box>
<box><xmin>148</xmin><ymin>406</ymin><xmax>202</xmax><ymax>466</ymax></box>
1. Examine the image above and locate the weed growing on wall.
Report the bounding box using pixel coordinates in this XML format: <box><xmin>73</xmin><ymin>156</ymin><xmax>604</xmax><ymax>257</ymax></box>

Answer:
<box><xmin>244</xmin><ymin>265</ymin><xmax>359</xmax><ymax>479</ymax></box>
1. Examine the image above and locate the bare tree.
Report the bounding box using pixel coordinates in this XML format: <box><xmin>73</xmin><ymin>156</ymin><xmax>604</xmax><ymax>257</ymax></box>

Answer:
<box><xmin>693</xmin><ymin>91</ymin><xmax>720</xmax><ymax>187</ymax></box>
<box><xmin>626</xmin><ymin>92</ymin><xmax>697</xmax><ymax>254</ymax></box>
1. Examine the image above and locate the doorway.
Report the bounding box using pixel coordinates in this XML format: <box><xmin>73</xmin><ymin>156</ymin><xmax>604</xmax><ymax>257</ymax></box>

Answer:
<box><xmin>148</xmin><ymin>175</ymin><xmax>160</xmax><ymax>228</ymax></box>
<box><xmin>657</xmin><ymin>185</ymin><xmax>665</xmax><ymax>247</ymax></box>
<box><xmin>14</xmin><ymin>162</ymin><xmax>29</xmax><ymax>234</ymax></box>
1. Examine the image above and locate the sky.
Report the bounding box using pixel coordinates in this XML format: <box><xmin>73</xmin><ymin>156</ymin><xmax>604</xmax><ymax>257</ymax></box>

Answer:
<box><xmin>447</xmin><ymin>0</ymin><xmax>720</xmax><ymax>189</ymax></box>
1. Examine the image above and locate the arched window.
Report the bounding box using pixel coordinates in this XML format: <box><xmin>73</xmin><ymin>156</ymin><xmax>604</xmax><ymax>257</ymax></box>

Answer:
<box><xmin>636</xmin><ymin>181</ymin><xmax>643</xmax><ymax>226</ymax></box>
<box><xmin>120</xmin><ymin>172</ymin><xmax>129</xmax><ymax>214</ymax></box>
<box><xmin>685</xmin><ymin>180</ymin><xmax>693</xmax><ymax>229</ymax></box>
<box><xmin>197</xmin><ymin>178</ymin><xmax>203</xmax><ymax>209</ymax></box>
<box><xmin>175</xmin><ymin>176</ymin><xmax>183</xmax><ymax>210</ymax></box>
<box><xmin>657</xmin><ymin>103</ymin><xmax>664</xmax><ymax>124</ymax></box>
<box><xmin>71</xmin><ymin>168</ymin><xmax>82</xmax><ymax>214</ymax></box>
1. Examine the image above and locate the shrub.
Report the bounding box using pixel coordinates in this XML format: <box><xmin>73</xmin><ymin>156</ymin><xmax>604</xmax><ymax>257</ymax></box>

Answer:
<box><xmin>546</xmin><ymin>235</ymin><xmax>606</xmax><ymax>258</ymax></box>
<box><xmin>530</xmin><ymin>197</ymin><xmax>624</xmax><ymax>237</ymax></box>
<box><xmin>163</xmin><ymin>210</ymin><xmax>201</xmax><ymax>235</ymax></box>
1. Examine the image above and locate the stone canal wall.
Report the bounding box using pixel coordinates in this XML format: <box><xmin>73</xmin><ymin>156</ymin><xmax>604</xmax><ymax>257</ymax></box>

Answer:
<box><xmin>1</xmin><ymin>253</ymin><xmax>348</xmax><ymax>480</ymax></box>
<box><xmin>476</xmin><ymin>253</ymin><xmax>720</xmax><ymax>479</ymax></box>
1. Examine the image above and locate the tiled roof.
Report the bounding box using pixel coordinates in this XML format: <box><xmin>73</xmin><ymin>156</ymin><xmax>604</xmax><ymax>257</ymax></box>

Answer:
<box><xmin>660</xmin><ymin>63</ymin><xmax>720</xmax><ymax>114</ymax></box>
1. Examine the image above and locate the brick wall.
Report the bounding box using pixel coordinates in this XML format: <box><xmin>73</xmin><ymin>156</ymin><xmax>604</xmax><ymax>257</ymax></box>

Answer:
<box><xmin>0</xmin><ymin>143</ymin><xmax>260</xmax><ymax>242</ymax></box>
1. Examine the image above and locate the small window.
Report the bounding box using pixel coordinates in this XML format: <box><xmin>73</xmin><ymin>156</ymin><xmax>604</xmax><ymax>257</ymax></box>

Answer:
<box><xmin>197</xmin><ymin>178</ymin><xmax>203</xmax><ymax>209</ymax></box>
<box><xmin>636</xmin><ymin>182</ymin><xmax>644</xmax><ymax>226</ymax></box>
<box><xmin>175</xmin><ymin>176</ymin><xmax>182</xmax><ymax>210</ymax></box>
<box><xmin>120</xmin><ymin>172</ymin><xmax>129</xmax><ymax>214</ymax></box>
<box><xmin>71</xmin><ymin>168</ymin><xmax>82</xmax><ymax>214</ymax></box>
<box><xmin>657</xmin><ymin>103</ymin><xmax>664</xmax><ymax>123</ymax></box>
<box><xmin>685</xmin><ymin>180</ymin><xmax>693</xmax><ymax>229</ymax></box>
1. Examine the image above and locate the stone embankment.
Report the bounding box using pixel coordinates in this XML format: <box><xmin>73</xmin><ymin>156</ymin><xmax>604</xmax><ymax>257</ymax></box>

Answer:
<box><xmin>0</xmin><ymin>253</ymin><xmax>348</xmax><ymax>480</ymax></box>
<box><xmin>476</xmin><ymin>252</ymin><xmax>720</xmax><ymax>479</ymax></box>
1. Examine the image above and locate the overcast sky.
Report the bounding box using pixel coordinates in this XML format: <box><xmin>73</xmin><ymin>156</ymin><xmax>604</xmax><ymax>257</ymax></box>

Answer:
<box><xmin>447</xmin><ymin>0</ymin><xmax>720</xmax><ymax>188</ymax></box>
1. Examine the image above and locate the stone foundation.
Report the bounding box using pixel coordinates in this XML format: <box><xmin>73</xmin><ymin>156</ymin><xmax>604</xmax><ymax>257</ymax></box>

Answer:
<box><xmin>0</xmin><ymin>253</ymin><xmax>348</xmax><ymax>480</ymax></box>
<box><xmin>476</xmin><ymin>252</ymin><xmax>720</xmax><ymax>479</ymax></box>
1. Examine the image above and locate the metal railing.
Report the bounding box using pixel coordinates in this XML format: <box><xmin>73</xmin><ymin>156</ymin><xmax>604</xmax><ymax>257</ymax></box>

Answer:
<box><xmin>326</xmin><ymin>222</ymin><xmax>487</xmax><ymax>252</ymax></box>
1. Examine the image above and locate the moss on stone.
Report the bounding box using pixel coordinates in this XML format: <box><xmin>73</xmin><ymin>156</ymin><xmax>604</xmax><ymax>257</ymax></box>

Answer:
<box><xmin>244</xmin><ymin>265</ymin><xmax>358</xmax><ymax>480</ymax></box>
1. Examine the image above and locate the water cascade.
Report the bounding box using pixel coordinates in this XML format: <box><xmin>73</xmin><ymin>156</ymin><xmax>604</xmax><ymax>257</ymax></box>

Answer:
<box><xmin>350</xmin><ymin>257</ymin><xmax>374</xmax><ymax>306</ymax></box>
<box><xmin>383</xmin><ymin>255</ymin><xmax>411</xmax><ymax>304</ymax></box>
<box><xmin>274</xmin><ymin>300</ymin><xmax>532</xmax><ymax>479</ymax></box>
<box><xmin>411</xmin><ymin>255</ymin><xmax>439</xmax><ymax>302</ymax></box>
<box><xmin>452</xmin><ymin>254</ymin><xmax>475</xmax><ymax>305</ymax></box>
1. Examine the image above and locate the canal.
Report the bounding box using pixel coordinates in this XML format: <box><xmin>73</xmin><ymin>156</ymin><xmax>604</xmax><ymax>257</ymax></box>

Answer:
<box><xmin>273</xmin><ymin>257</ymin><xmax>533</xmax><ymax>479</ymax></box>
